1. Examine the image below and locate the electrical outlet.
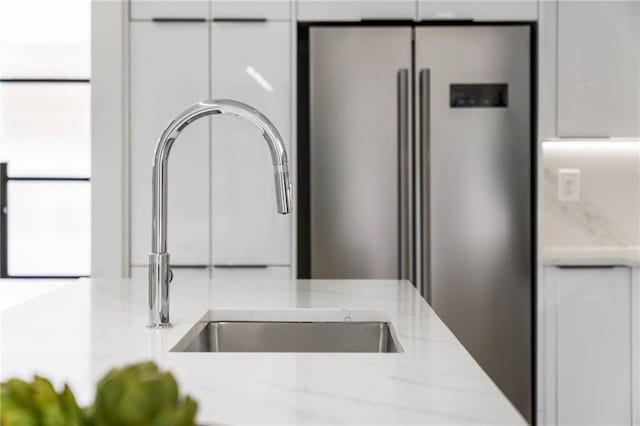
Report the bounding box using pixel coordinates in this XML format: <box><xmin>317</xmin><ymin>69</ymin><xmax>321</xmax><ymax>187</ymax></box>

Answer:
<box><xmin>558</xmin><ymin>168</ymin><xmax>581</xmax><ymax>202</ymax></box>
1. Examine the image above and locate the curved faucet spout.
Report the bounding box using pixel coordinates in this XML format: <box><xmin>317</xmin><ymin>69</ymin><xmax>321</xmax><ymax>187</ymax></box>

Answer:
<box><xmin>148</xmin><ymin>99</ymin><xmax>292</xmax><ymax>328</ymax></box>
<box><xmin>152</xmin><ymin>99</ymin><xmax>291</xmax><ymax>254</ymax></box>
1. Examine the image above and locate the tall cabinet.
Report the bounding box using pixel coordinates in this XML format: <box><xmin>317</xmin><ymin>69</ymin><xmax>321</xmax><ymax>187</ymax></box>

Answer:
<box><xmin>129</xmin><ymin>13</ymin><xmax>292</xmax><ymax>279</ymax></box>
<box><xmin>130</xmin><ymin>22</ymin><xmax>210</xmax><ymax>268</ymax></box>
<box><xmin>210</xmin><ymin>22</ymin><xmax>291</xmax><ymax>269</ymax></box>
<box><xmin>557</xmin><ymin>1</ymin><xmax>640</xmax><ymax>137</ymax></box>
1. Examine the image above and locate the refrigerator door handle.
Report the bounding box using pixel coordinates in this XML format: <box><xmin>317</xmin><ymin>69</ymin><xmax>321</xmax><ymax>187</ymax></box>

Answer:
<box><xmin>397</xmin><ymin>69</ymin><xmax>412</xmax><ymax>283</ymax></box>
<box><xmin>419</xmin><ymin>68</ymin><xmax>431</xmax><ymax>302</ymax></box>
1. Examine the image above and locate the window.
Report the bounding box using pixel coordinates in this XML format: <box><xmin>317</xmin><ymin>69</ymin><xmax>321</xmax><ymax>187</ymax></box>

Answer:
<box><xmin>0</xmin><ymin>0</ymin><xmax>91</xmax><ymax>277</ymax></box>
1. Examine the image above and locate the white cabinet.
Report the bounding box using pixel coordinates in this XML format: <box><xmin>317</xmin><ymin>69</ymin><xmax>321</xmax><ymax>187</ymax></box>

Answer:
<box><xmin>130</xmin><ymin>0</ymin><xmax>289</xmax><ymax>20</ymax></box>
<box><xmin>212</xmin><ymin>0</ymin><xmax>290</xmax><ymax>20</ymax></box>
<box><xmin>129</xmin><ymin>22</ymin><xmax>210</xmax><ymax>266</ymax></box>
<box><xmin>418</xmin><ymin>0</ymin><xmax>537</xmax><ymax>21</ymax></box>
<box><xmin>131</xmin><ymin>266</ymin><xmax>210</xmax><ymax>279</ymax></box>
<box><xmin>542</xmin><ymin>266</ymin><xmax>638</xmax><ymax>425</ymax></box>
<box><xmin>555</xmin><ymin>267</ymin><xmax>632</xmax><ymax>425</ymax></box>
<box><xmin>211</xmin><ymin>265</ymin><xmax>291</xmax><ymax>280</ymax></box>
<box><xmin>210</xmin><ymin>22</ymin><xmax>291</xmax><ymax>266</ymax></box>
<box><xmin>129</xmin><ymin>21</ymin><xmax>292</xmax><ymax>270</ymax></box>
<box><xmin>131</xmin><ymin>265</ymin><xmax>291</xmax><ymax>280</ymax></box>
<box><xmin>130</xmin><ymin>1</ymin><xmax>209</xmax><ymax>20</ymax></box>
<box><xmin>298</xmin><ymin>0</ymin><xmax>415</xmax><ymax>21</ymax></box>
<box><xmin>128</xmin><ymin>0</ymin><xmax>541</xmax><ymax>22</ymax></box>
<box><xmin>557</xmin><ymin>1</ymin><xmax>640</xmax><ymax>137</ymax></box>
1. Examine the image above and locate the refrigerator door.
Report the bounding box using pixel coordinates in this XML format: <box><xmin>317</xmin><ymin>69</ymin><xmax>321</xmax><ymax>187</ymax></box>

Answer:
<box><xmin>415</xmin><ymin>26</ymin><xmax>532</xmax><ymax>421</ymax></box>
<box><xmin>308</xmin><ymin>27</ymin><xmax>412</xmax><ymax>279</ymax></box>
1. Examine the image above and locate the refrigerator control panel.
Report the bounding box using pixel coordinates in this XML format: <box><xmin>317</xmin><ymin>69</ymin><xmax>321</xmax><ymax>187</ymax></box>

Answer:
<box><xmin>450</xmin><ymin>84</ymin><xmax>508</xmax><ymax>108</ymax></box>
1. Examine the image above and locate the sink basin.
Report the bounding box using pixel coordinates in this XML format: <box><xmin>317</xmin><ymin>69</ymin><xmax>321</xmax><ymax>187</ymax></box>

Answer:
<box><xmin>170</xmin><ymin>310</ymin><xmax>403</xmax><ymax>353</ymax></box>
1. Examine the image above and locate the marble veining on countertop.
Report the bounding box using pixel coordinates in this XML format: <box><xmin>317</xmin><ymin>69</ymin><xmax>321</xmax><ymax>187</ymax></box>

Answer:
<box><xmin>0</xmin><ymin>278</ymin><xmax>524</xmax><ymax>425</ymax></box>
<box><xmin>542</xmin><ymin>139</ymin><xmax>640</xmax><ymax>267</ymax></box>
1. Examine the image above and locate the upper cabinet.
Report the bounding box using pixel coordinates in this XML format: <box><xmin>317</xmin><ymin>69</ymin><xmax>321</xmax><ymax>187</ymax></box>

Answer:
<box><xmin>298</xmin><ymin>0</ymin><xmax>415</xmax><ymax>21</ymax></box>
<box><xmin>557</xmin><ymin>1</ymin><xmax>640</xmax><ymax>137</ymax></box>
<box><xmin>212</xmin><ymin>0</ymin><xmax>290</xmax><ymax>20</ymax></box>
<box><xmin>418</xmin><ymin>0</ymin><xmax>537</xmax><ymax>21</ymax></box>
<box><xmin>210</xmin><ymin>22</ymin><xmax>292</xmax><ymax>266</ymax></box>
<box><xmin>130</xmin><ymin>0</ymin><xmax>290</xmax><ymax>20</ymax></box>
<box><xmin>129</xmin><ymin>22</ymin><xmax>210</xmax><ymax>266</ymax></box>
<box><xmin>130</xmin><ymin>0</ymin><xmax>540</xmax><ymax>22</ymax></box>
<box><xmin>130</xmin><ymin>1</ymin><xmax>209</xmax><ymax>20</ymax></box>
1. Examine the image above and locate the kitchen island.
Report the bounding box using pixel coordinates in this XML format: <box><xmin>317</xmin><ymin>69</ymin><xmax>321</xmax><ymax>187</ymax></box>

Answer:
<box><xmin>1</xmin><ymin>278</ymin><xmax>525</xmax><ymax>425</ymax></box>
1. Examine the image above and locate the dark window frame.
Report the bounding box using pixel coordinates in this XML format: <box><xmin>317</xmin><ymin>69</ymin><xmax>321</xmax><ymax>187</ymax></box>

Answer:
<box><xmin>0</xmin><ymin>162</ymin><xmax>90</xmax><ymax>279</ymax></box>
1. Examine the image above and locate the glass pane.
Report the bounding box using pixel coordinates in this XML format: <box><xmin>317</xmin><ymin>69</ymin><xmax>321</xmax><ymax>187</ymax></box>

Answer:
<box><xmin>0</xmin><ymin>0</ymin><xmax>90</xmax><ymax>78</ymax></box>
<box><xmin>7</xmin><ymin>181</ymin><xmax>90</xmax><ymax>276</ymax></box>
<box><xmin>0</xmin><ymin>83</ymin><xmax>90</xmax><ymax>177</ymax></box>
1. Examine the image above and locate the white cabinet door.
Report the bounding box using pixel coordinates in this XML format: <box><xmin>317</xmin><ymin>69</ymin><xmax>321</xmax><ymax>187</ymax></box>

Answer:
<box><xmin>558</xmin><ymin>1</ymin><xmax>640</xmax><ymax>137</ymax></box>
<box><xmin>298</xmin><ymin>0</ymin><xmax>415</xmax><ymax>21</ymax></box>
<box><xmin>553</xmin><ymin>266</ymin><xmax>633</xmax><ymax>425</ymax></box>
<box><xmin>130</xmin><ymin>266</ymin><xmax>210</xmax><ymax>280</ymax></box>
<box><xmin>130</xmin><ymin>1</ymin><xmax>209</xmax><ymax>20</ymax></box>
<box><xmin>130</xmin><ymin>22</ymin><xmax>210</xmax><ymax>266</ymax></box>
<box><xmin>634</xmin><ymin>268</ymin><xmax>640</xmax><ymax>426</ymax></box>
<box><xmin>211</xmin><ymin>266</ymin><xmax>291</xmax><ymax>281</ymax></box>
<box><xmin>132</xmin><ymin>266</ymin><xmax>290</xmax><ymax>280</ymax></box>
<box><xmin>418</xmin><ymin>0</ymin><xmax>537</xmax><ymax>21</ymax></box>
<box><xmin>210</xmin><ymin>22</ymin><xmax>291</xmax><ymax>266</ymax></box>
<box><xmin>211</xmin><ymin>0</ymin><xmax>290</xmax><ymax>20</ymax></box>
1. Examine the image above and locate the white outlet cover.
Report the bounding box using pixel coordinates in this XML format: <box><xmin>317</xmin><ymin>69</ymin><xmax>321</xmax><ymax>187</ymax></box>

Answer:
<box><xmin>558</xmin><ymin>168</ymin><xmax>581</xmax><ymax>202</ymax></box>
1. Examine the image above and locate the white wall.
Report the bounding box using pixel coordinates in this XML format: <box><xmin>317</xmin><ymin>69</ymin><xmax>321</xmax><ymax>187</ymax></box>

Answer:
<box><xmin>91</xmin><ymin>0</ymin><xmax>128</xmax><ymax>277</ymax></box>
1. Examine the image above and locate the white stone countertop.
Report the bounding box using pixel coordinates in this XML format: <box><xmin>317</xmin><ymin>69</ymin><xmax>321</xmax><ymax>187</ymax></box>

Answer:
<box><xmin>543</xmin><ymin>247</ymin><xmax>640</xmax><ymax>267</ymax></box>
<box><xmin>0</xmin><ymin>278</ymin><xmax>524</xmax><ymax>425</ymax></box>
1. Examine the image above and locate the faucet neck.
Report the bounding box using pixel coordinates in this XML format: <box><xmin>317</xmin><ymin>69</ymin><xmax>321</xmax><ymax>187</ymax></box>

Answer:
<box><xmin>150</xmin><ymin>99</ymin><xmax>289</xmax><ymax>256</ymax></box>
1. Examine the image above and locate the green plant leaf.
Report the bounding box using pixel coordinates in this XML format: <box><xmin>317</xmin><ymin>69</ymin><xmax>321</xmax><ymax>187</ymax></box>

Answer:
<box><xmin>1</xmin><ymin>362</ymin><xmax>197</xmax><ymax>426</ymax></box>
<box><xmin>90</xmin><ymin>362</ymin><xmax>198</xmax><ymax>426</ymax></box>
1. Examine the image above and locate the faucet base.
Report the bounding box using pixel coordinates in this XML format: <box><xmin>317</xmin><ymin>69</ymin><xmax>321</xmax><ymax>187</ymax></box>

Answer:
<box><xmin>146</xmin><ymin>322</ymin><xmax>173</xmax><ymax>329</ymax></box>
<box><xmin>149</xmin><ymin>252</ymin><xmax>171</xmax><ymax>327</ymax></box>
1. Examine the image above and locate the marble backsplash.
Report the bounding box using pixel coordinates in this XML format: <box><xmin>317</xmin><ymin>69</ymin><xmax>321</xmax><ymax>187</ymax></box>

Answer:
<box><xmin>542</xmin><ymin>139</ymin><xmax>640</xmax><ymax>263</ymax></box>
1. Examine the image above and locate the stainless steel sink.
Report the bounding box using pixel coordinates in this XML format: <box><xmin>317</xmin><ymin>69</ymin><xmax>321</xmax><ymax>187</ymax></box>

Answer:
<box><xmin>171</xmin><ymin>311</ymin><xmax>403</xmax><ymax>353</ymax></box>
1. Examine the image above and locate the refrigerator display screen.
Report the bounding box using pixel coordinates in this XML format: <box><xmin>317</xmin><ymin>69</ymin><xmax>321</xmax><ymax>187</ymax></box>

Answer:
<box><xmin>450</xmin><ymin>84</ymin><xmax>508</xmax><ymax>108</ymax></box>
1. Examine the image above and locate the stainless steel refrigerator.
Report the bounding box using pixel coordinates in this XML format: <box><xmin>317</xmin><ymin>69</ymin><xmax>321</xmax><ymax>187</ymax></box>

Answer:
<box><xmin>301</xmin><ymin>25</ymin><xmax>533</xmax><ymax>421</ymax></box>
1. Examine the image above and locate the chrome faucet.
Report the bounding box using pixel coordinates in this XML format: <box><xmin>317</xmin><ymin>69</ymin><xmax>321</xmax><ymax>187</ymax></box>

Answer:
<box><xmin>148</xmin><ymin>99</ymin><xmax>292</xmax><ymax>328</ymax></box>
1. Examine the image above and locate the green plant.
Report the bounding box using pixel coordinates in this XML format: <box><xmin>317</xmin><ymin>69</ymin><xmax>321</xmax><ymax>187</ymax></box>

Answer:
<box><xmin>0</xmin><ymin>376</ymin><xmax>87</xmax><ymax>426</ymax></box>
<box><xmin>89</xmin><ymin>362</ymin><xmax>197</xmax><ymax>426</ymax></box>
<box><xmin>1</xmin><ymin>362</ymin><xmax>197</xmax><ymax>426</ymax></box>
